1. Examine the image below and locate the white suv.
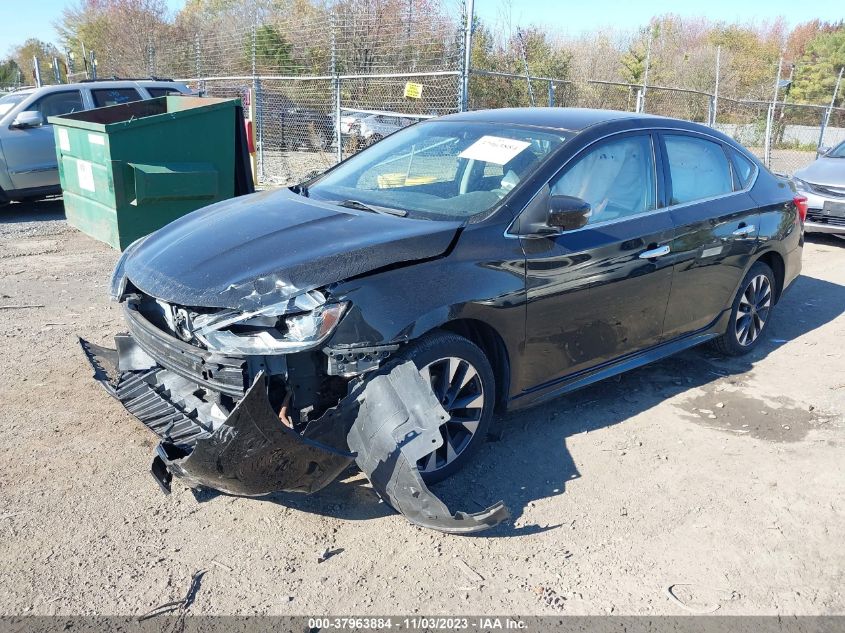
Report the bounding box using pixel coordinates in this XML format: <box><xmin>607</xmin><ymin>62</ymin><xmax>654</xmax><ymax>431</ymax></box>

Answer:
<box><xmin>0</xmin><ymin>79</ymin><xmax>190</xmax><ymax>204</ymax></box>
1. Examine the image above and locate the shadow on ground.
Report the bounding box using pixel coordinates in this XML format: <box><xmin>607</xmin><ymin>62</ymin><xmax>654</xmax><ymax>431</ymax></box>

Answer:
<box><xmin>804</xmin><ymin>233</ymin><xmax>845</xmax><ymax>248</ymax></box>
<box><xmin>0</xmin><ymin>197</ymin><xmax>65</xmax><ymax>224</ymax></box>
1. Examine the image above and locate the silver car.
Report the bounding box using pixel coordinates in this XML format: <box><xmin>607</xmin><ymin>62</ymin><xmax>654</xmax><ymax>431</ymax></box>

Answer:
<box><xmin>793</xmin><ymin>140</ymin><xmax>845</xmax><ymax>237</ymax></box>
<box><xmin>357</xmin><ymin>113</ymin><xmax>415</xmax><ymax>144</ymax></box>
<box><xmin>0</xmin><ymin>79</ymin><xmax>190</xmax><ymax>205</ymax></box>
<box><xmin>341</xmin><ymin>112</ymin><xmax>416</xmax><ymax>145</ymax></box>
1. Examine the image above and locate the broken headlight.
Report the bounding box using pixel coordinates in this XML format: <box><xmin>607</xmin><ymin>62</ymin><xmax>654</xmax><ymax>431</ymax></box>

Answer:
<box><xmin>193</xmin><ymin>290</ymin><xmax>348</xmax><ymax>355</ymax></box>
<box><xmin>109</xmin><ymin>235</ymin><xmax>149</xmax><ymax>301</ymax></box>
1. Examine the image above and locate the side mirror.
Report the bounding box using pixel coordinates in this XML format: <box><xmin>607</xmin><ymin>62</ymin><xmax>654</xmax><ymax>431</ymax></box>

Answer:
<box><xmin>816</xmin><ymin>145</ymin><xmax>830</xmax><ymax>158</ymax></box>
<box><xmin>548</xmin><ymin>195</ymin><xmax>591</xmax><ymax>231</ymax></box>
<box><xmin>11</xmin><ymin>111</ymin><xmax>44</xmax><ymax>129</ymax></box>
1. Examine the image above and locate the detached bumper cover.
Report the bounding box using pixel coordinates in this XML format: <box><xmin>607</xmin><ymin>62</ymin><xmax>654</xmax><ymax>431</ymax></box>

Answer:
<box><xmin>157</xmin><ymin>373</ymin><xmax>356</xmax><ymax>496</ymax></box>
<box><xmin>81</xmin><ymin>337</ymin><xmax>509</xmax><ymax>533</ymax></box>
<box><xmin>81</xmin><ymin>338</ymin><xmax>355</xmax><ymax>496</ymax></box>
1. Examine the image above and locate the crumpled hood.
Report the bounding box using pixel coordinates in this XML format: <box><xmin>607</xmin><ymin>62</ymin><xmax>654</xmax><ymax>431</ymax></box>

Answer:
<box><xmin>124</xmin><ymin>188</ymin><xmax>461</xmax><ymax>310</ymax></box>
<box><xmin>794</xmin><ymin>157</ymin><xmax>845</xmax><ymax>187</ymax></box>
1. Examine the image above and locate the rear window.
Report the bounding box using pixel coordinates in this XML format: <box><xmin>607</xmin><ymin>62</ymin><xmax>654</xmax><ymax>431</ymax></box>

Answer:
<box><xmin>146</xmin><ymin>87</ymin><xmax>183</xmax><ymax>98</ymax></box>
<box><xmin>91</xmin><ymin>88</ymin><xmax>141</xmax><ymax>108</ymax></box>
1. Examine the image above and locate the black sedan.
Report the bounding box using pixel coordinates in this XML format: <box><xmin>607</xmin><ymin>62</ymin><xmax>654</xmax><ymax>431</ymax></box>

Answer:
<box><xmin>83</xmin><ymin>108</ymin><xmax>805</xmax><ymax>533</ymax></box>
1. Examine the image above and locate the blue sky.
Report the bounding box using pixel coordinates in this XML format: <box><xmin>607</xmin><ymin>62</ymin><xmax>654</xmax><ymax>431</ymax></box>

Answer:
<box><xmin>474</xmin><ymin>0</ymin><xmax>843</xmax><ymax>35</ymax></box>
<box><xmin>2</xmin><ymin>0</ymin><xmax>843</xmax><ymax>52</ymax></box>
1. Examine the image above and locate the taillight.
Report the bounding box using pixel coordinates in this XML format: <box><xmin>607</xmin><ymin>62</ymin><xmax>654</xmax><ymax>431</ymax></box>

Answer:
<box><xmin>794</xmin><ymin>195</ymin><xmax>808</xmax><ymax>224</ymax></box>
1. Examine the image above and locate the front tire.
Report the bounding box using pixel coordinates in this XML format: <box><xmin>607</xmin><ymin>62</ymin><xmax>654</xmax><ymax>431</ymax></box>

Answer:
<box><xmin>396</xmin><ymin>331</ymin><xmax>495</xmax><ymax>484</ymax></box>
<box><xmin>711</xmin><ymin>261</ymin><xmax>775</xmax><ymax>356</ymax></box>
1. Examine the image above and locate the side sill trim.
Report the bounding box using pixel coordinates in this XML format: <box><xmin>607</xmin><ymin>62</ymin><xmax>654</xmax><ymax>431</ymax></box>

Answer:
<box><xmin>508</xmin><ymin>315</ymin><xmax>730</xmax><ymax>410</ymax></box>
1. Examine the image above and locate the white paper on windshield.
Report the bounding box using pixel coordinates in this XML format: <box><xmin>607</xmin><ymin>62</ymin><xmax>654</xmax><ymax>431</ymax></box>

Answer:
<box><xmin>57</xmin><ymin>128</ymin><xmax>70</xmax><ymax>152</ymax></box>
<box><xmin>459</xmin><ymin>135</ymin><xmax>531</xmax><ymax>165</ymax></box>
<box><xmin>76</xmin><ymin>159</ymin><xmax>95</xmax><ymax>192</ymax></box>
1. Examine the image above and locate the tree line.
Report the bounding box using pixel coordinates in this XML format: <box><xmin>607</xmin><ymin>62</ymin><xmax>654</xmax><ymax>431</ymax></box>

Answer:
<box><xmin>1</xmin><ymin>0</ymin><xmax>843</xmax><ymax>110</ymax></box>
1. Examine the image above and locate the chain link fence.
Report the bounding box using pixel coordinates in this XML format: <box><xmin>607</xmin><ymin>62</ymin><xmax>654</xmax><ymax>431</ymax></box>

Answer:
<box><xmin>145</xmin><ymin>1</ymin><xmax>467</xmax><ymax>186</ymax></box>
<box><xmin>185</xmin><ymin>71</ymin><xmax>459</xmax><ymax>187</ymax></box>
<box><xmin>65</xmin><ymin>0</ymin><xmax>844</xmax><ymax>185</ymax></box>
<box><xmin>465</xmin><ymin>73</ymin><xmax>845</xmax><ymax>177</ymax></box>
<box><xmin>669</xmin><ymin>91</ymin><xmax>844</xmax><ymax>175</ymax></box>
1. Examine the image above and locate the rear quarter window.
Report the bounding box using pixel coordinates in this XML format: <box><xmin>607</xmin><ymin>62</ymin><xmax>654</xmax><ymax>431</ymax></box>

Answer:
<box><xmin>729</xmin><ymin>148</ymin><xmax>756</xmax><ymax>189</ymax></box>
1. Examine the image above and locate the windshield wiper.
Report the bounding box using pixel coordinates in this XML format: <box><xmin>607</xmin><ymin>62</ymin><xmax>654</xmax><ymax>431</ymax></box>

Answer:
<box><xmin>337</xmin><ymin>199</ymin><xmax>407</xmax><ymax>217</ymax></box>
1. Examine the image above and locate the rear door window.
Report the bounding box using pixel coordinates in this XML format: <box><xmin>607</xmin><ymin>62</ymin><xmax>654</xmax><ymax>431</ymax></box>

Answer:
<box><xmin>91</xmin><ymin>88</ymin><xmax>142</xmax><ymax>107</ymax></box>
<box><xmin>664</xmin><ymin>135</ymin><xmax>733</xmax><ymax>204</ymax></box>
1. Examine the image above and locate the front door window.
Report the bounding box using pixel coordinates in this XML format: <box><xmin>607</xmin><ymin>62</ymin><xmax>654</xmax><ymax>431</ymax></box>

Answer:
<box><xmin>551</xmin><ymin>134</ymin><xmax>657</xmax><ymax>224</ymax></box>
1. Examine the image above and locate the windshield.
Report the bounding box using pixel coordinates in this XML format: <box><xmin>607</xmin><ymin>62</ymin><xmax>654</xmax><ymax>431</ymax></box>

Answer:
<box><xmin>306</xmin><ymin>120</ymin><xmax>571</xmax><ymax>220</ymax></box>
<box><xmin>828</xmin><ymin>140</ymin><xmax>845</xmax><ymax>158</ymax></box>
<box><xmin>0</xmin><ymin>92</ymin><xmax>30</xmax><ymax>117</ymax></box>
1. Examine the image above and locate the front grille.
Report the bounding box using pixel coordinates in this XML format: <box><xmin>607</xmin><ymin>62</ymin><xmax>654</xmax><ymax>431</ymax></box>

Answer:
<box><xmin>808</xmin><ymin>182</ymin><xmax>845</xmax><ymax>198</ymax></box>
<box><xmin>807</xmin><ymin>211</ymin><xmax>845</xmax><ymax>227</ymax></box>
<box><xmin>124</xmin><ymin>302</ymin><xmax>247</xmax><ymax>397</ymax></box>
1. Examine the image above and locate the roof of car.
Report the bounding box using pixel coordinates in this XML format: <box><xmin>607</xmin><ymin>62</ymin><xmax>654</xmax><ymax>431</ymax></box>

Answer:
<box><xmin>440</xmin><ymin>107</ymin><xmax>659</xmax><ymax>132</ymax></box>
<box><xmin>11</xmin><ymin>80</ymin><xmax>187</xmax><ymax>95</ymax></box>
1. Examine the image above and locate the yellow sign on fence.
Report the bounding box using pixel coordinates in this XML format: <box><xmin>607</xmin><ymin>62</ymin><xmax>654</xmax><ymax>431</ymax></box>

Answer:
<box><xmin>404</xmin><ymin>82</ymin><xmax>423</xmax><ymax>99</ymax></box>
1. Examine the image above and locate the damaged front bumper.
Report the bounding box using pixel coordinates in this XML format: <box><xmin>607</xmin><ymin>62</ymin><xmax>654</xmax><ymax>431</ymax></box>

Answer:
<box><xmin>81</xmin><ymin>337</ymin><xmax>509</xmax><ymax>533</ymax></box>
<box><xmin>81</xmin><ymin>339</ymin><xmax>355</xmax><ymax>496</ymax></box>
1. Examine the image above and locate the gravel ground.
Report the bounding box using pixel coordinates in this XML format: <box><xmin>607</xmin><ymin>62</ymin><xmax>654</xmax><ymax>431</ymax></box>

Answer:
<box><xmin>0</xmin><ymin>198</ymin><xmax>843</xmax><ymax>616</ymax></box>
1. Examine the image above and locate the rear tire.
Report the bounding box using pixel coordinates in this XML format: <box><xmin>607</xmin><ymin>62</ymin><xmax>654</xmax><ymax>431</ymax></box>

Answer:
<box><xmin>396</xmin><ymin>330</ymin><xmax>495</xmax><ymax>484</ymax></box>
<box><xmin>711</xmin><ymin>261</ymin><xmax>776</xmax><ymax>356</ymax></box>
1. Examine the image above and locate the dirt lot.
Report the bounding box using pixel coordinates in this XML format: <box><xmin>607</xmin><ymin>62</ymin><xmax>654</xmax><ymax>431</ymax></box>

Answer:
<box><xmin>1</xmin><ymin>199</ymin><xmax>843</xmax><ymax>617</ymax></box>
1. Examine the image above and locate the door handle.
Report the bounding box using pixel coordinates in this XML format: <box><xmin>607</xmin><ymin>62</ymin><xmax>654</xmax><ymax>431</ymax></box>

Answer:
<box><xmin>639</xmin><ymin>245</ymin><xmax>671</xmax><ymax>259</ymax></box>
<box><xmin>732</xmin><ymin>224</ymin><xmax>756</xmax><ymax>237</ymax></box>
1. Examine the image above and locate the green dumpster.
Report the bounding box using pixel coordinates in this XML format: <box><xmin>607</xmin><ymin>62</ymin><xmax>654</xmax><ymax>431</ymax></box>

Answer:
<box><xmin>50</xmin><ymin>96</ymin><xmax>252</xmax><ymax>250</ymax></box>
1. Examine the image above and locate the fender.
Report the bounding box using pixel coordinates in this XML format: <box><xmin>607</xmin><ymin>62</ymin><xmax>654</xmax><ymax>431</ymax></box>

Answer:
<box><xmin>739</xmin><ymin>194</ymin><xmax>803</xmax><ymax>305</ymax></box>
<box><xmin>327</xmin><ymin>220</ymin><xmax>528</xmax><ymax>396</ymax></box>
